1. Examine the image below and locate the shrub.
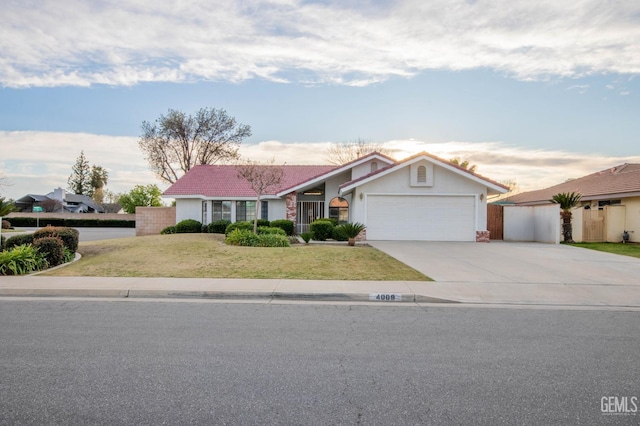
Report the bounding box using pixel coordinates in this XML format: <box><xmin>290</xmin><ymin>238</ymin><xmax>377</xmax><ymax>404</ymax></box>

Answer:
<box><xmin>1</xmin><ymin>235</ymin><xmax>5</xmax><ymax>250</ymax></box>
<box><xmin>310</xmin><ymin>220</ymin><xmax>334</xmax><ymax>241</ymax></box>
<box><xmin>257</xmin><ymin>219</ymin><xmax>270</xmax><ymax>227</ymax></box>
<box><xmin>2</xmin><ymin>219</ymin><xmax>11</xmax><ymax>229</ymax></box>
<box><xmin>33</xmin><ymin>237</ymin><xmax>65</xmax><ymax>267</ymax></box>
<box><xmin>6</xmin><ymin>217</ymin><xmax>135</xmax><ymax>228</ymax></box>
<box><xmin>33</xmin><ymin>227</ymin><xmax>79</xmax><ymax>252</ymax></box>
<box><xmin>225</xmin><ymin>229</ymin><xmax>260</xmax><ymax>246</ymax></box>
<box><xmin>174</xmin><ymin>219</ymin><xmax>202</xmax><ymax>233</ymax></box>
<box><xmin>331</xmin><ymin>225</ymin><xmax>349</xmax><ymax>241</ymax></box>
<box><xmin>208</xmin><ymin>220</ymin><xmax>231</xmax><ymax>234</ymax></box>
<box><xmin>289</xmin><ymin>235</ymin><xmax>300</xmax><ymax>245</ymax></box>
<box><xmin>255</xmin><ymin>233</ymin><xmax>290</xmax><ymax>247</ymax></box>
<box><xmin>225</xmin><ymin>221</ymin><xmax>253</xmax><ymax>235</ymax></box>
<box><xmin>270</xmin><ymin>220</ymin><xmax>295</xmax><ymax>236</ymax></box>
<box><xmin>257</xmin><ymin>226</ymin><xmax>286</xmax><ymax>236</ymax></box>
<box><xmin>0</xmin><ymin>244</ymin><xmax>47</xmax><ymax>275</ymax></box>
<box><xmin>63</xmin><ymin>248</ymin><xmax>75</xmax><ymax>263</ymax></box>
<box><xmin>5</xmin><ymin>234</ymin><xmax>35</xmax><ymax>250</ymax></box>
<box><xmin>300</xmin><ymin>232</ymin><xmax>313</xmax><ymax>243</ymax></box>
<box><xmin>161</xmin><ymin>226</ymin><xmax>176</xmax><ymax>234</ymax></box>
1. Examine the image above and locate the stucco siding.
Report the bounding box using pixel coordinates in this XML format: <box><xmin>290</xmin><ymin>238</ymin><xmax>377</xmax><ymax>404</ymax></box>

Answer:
<box><xmin>176</xmin><ymin>199</ymin><xmax>202</xmax><ymax>223</ymax></box>
<box><xmin>623</xmin><ymin>197</ymin><xmax>640</xmax><ymax>242</ymax></box>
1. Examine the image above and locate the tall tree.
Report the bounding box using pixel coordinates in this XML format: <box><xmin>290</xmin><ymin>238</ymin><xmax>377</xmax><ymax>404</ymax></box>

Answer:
<box><xmin>236</xmin><ymin>159</ymin><xmax>284</xmax><ymax>233</ymax></box>
<box><xmin>90</xmin><ymin>166</ymin><xmax>109</xmax><ymax>203</ymax></box>
<box><xmin>449</xmin><ymin>157</ymin><xmax>477</xmax><ymax>173</ymax></box>
<box><xmin>326</xmin><ymin>139</ymin><xmax>392</xmax><ymax>165</ymax></box>
<box><xmin>68</xmin><ymin>151</ymin><xmax>91</xmax><ymax>195</ymax></box>
<box><xmin>551</xmin><ymin>192</ymin><xmax>582</xmax><ymax>243</ymax></box>
<box><xmin>118</xmin><ymin>184</ymin><xmax>163</xmax><ymax>214</ymax></box>
<box><xmin>139</xmin><ymin>107</ymin><xmax>252</xmax><ymax>184</ymax></box>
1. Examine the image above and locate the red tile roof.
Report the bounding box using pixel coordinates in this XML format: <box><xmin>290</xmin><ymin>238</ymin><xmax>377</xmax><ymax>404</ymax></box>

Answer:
<box><xmin>163</xmin><ymin>164</ymin><xmax>337</xmax><ymax>197</ymax></box>
<box><xmin>505</xmin><ymin>163</ymin><xmax>640</xmax><ymax>204</ymax></box>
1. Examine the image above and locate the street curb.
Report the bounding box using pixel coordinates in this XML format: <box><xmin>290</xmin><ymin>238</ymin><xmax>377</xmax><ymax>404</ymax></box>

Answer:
<box><xmin>0</xmin><ymin>288</ymin><xmax>460</xmax><ymax>303</ymax></box>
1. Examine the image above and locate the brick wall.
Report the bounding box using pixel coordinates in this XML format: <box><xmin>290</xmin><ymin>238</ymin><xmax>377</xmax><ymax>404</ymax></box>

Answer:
<box><xmin>136</xmin><ymin>207</ymin><xmax>176</xmax><ymax>236</ymax></box>
<box><xmin>476</xmin><ymin>230</ymin><xmax>490</xmax><ymax>243</ymax></box>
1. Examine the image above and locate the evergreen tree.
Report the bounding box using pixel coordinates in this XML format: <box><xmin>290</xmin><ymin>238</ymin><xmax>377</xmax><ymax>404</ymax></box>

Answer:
<box><xmin>68</xmin><ymin>151</ymin><xmax>91</xmax><ymax>195</ymax></box>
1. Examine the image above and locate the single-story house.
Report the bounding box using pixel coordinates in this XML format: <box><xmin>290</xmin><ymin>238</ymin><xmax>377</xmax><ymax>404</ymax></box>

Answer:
<box><xmin>163</xmin><ymin>152</ymin><xmax>509</xmax><ymax>241</ymax></box>
<box><xmin>15</xmin><ymin>187</ymin><xmax>105</xmax><ymax>213</ymax></box>
<box><xmin>503</xmin><ymin>163</ymin><xmax>640</xmax><ymax>243</ymax></box>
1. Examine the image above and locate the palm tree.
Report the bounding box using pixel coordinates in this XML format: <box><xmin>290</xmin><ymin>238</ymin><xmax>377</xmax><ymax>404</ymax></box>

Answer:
<box><xmin>550</xmin><ymin>192</ymin><xmax>582</xmax><ymax>243</ymax></box>
<box><xmin>339</xmin><ymin>222</ymin><xmax>366</xmax><ymax>246</ymax></box>
<box><xmin>450</xmin><ymin>157</ymin><xmax>477</xmax><ymax>173</ymax></box>
<box><xmin>0</xmin><ymin>197</ymin><xmax>18</xmax><ymax>217</ymax></box>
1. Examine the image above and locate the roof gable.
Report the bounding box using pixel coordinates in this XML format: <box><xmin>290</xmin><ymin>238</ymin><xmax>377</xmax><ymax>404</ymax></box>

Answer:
<box><xmin>339</xmin><ymin>151</ymin><xmax>509</xmax><ymax>194</ymax></box>
<box><xmin>506</xmin><ymin>163</ymin><xmax>640</xmax><ymax>204</ymax></box>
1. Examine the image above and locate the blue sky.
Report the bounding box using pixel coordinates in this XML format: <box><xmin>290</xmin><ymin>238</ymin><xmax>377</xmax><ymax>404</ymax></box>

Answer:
<box><xmin>1</xmin><ymin>0</ymin><xmax>639</xmax><ymax>200</ymax></box>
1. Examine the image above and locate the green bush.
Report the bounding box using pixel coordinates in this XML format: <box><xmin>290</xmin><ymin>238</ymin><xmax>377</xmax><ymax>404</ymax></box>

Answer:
<box><xmin>0</xmin><ymin>244</ymin><xmax>47</xmax><ymax>275</ymax></box>
<box><xmin>255</xmin><ymin>233</ymin><xmax>290</xmax><ymax>247</ymax></box>
<box><xmin>270</xmin><ymin>220</ymin><xmax>295</xmax><ymax>236</ymax></box>
<box><xmin>1</xmin><ymin>235</ymin><xmax>5</xmax><ymax>250</ymax></box>
<box><xmin>208</xmin><ymin>220</ymin><xmax>231</xmax><ymax>234</ymax></box>
<box><xmin>33</xmin><ymin>227</ymin><xmax>80</xmax><ymax>252</ymax></box>
<box><xmin>7</xmin><ymin>217</ymin><xmax>135</xmax><ymax>228</ymax></box>
<box><xmin>310</xmin><ymin>220</ymin><xmax>334</xmax><ymax>241</ymax></box>
<box><xmin>331</xmin><ymin>225</ymin><xmax>349</xmax><ymax>241</ymax></box>
<box><xmin>225</xmin><ymin>229</ymin><xmax>260</xmax><ymax>246</ymax></box>
<box><xmin>5</xmin><ymin>234</ymin><xmax>35</xmax><ymax>250</ymax></box>
<box><xmin>257</xmin><ymin>226</ymin><xmax>286</xmax><ymax>236</ymax></box>
<box><xmin>33</xmin><ymin>237</ymin><xmax>65</xmax><ymax>267</ymax></box>
<box><xmin>63</xmin><ymin>248</ymin><xmax>75</xmax><ymax>263</ymax></box>
<box><xmin>160</xmin><ymin>226</ymin><xmax>176</xmax><ymax>234</ymax></box>
<box><xmin>174</xmin><ymin>219</ymin><xmax>202</xmax><ymax>233</ymax></box>
<box><xmin>225</xmin><ymin>229</ymin><xmax>290</xmax><ymax>247</ymax></box>
<box><xmin>300</xmin><ymin>232</ymin><xmax>313</xmax><ymax>243</ymax></box>
<box><xmin>257</xmin><ymin>219</ymin><xmax>270</xmax><ymax>227</ymax></box>
<box><xmin>225</xmin><ymin>221</ymin><xmax>253</xmax><ymax>235</ymax></box>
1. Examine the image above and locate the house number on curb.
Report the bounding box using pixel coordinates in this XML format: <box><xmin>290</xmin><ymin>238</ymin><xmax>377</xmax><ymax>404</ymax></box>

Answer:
<box><xmin>369</xmin><ymin>293</ymin><xmax>402</xmax><ymax>301</ymax></box>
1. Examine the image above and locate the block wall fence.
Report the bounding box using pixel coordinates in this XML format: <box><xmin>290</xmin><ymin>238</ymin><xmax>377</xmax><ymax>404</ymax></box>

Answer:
<box><xmin>136</xmin><ymin>207</ymin><xmax>176</xmax><ymax>236</ymax></box>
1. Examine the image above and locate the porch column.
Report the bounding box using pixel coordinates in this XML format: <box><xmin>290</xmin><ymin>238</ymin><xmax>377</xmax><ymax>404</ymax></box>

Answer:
<box><xmin>285</xmin><ymin>192</ymin><xmax>297</xmax><ymax>225</ymax></box>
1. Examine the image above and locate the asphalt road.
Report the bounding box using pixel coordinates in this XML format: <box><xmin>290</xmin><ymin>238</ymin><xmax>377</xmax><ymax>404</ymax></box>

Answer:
<box><xmin>1</xmin><ymin>301</ymin><xmax>638</xmax><ymax>425</ymax></box>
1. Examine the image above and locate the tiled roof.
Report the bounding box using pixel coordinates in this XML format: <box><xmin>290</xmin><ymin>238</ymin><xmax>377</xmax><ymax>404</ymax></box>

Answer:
<box><xmin>163</xmin><ymin>164</ymin><xmax>337</xmax><ymax>197</ymax></box>
<box><xmin>505</xmin><ymin>163</ymin><xmax>640</xmax><ymax>204</ymax></box>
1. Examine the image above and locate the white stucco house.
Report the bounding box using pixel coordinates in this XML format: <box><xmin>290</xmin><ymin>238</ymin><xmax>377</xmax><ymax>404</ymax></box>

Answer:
<box><xmin>163</xmin><ymin>152</ymin><xmax>509</xmax><ymax>242</ymax></box>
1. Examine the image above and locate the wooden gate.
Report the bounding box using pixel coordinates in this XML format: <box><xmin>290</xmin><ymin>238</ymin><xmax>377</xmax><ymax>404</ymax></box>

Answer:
<box><xmin>487</xmin><ymin>204</ymin><xmax>504</xmax><ymax>240</ymax></box>
<box><xmin>582</xmin><ymin>209</ymin><xmax>605</xmax><ymax>242</ymax></box>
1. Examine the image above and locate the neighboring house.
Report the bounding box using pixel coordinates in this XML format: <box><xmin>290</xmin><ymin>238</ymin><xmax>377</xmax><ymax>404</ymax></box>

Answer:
<box><xmin>15</xmin><ymin>187</ymin><xmax>105</xmax><ymax>213</ymax></box>
<box><xmin>502</xmin><ymin>163</ymin><xmax>640</xmax><ymax>243</ymax></box>
<box><xmin>164</xmin><ymin>152</ymin><xmax>508</xmax><ymax>242</ymax></box>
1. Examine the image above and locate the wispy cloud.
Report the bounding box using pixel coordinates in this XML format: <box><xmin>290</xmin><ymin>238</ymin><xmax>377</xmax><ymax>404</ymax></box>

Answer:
<box><xmin>2</xmin><ymin>0</ymin><xmax>639</xmax><ymax>88</ymax></box>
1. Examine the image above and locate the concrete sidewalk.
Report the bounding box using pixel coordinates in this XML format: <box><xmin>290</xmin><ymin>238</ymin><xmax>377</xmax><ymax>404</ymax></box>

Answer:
<box><xmin>2</xmin><ymin>275</ymin><xmax>640</xmax><ymax>308</ymax></box>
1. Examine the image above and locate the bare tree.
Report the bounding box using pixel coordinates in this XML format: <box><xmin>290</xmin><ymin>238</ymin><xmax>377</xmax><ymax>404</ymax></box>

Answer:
<box><xmin>36</xmin><ymin>199</ymin><xmax>63</xmax><ymax>213</ymax></box>
<box><xmin>326</xmin><ymin>139</ymin><xmax>391</xmax><ymax>165</ymax></box>
<box><xmin>139</xmin><ymin>107</ymin><xmax>251</xmax><ymax>184</ymax></box>
<box><xmin>235</xmin><ymin>159</ymin><xmax>285</xmax><ymax>233</ymax></box>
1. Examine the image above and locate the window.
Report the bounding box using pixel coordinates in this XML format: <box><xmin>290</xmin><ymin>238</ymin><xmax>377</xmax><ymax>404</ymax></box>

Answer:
<box><xmin>236</xmin><ymin>201</ymin><xmax>256</xmax><ymax>222</ymax></box>
<box><xmin>202</xmin><ymin>201</ymin><xmax>208</xmax><ymax>225</ymax></box>
<box><xmin>371</xmin><ymin>161</ymin><xmax>378</xmax><ymax>172</ymax></box>
<box><xmin>212</xmin><ymin>201</ymin><xmax>232</xmax><ymax>221</ymax></box>
<box><xmin>329</xmin><ymin>197</ymin><xmax>349</xmax><ymax>223</ymax></box>
<box><xmin>417</xmin><ymin>165</ymin><xmax>427</xmax><ymax>183</ymax></box>
<box><xmin>261</xmin><ymin>201</ymin><xmax>269</xmax><ymax>220</ymax></box>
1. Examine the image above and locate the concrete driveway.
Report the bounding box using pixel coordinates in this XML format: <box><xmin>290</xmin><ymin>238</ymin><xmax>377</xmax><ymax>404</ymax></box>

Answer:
<box><xmin>368</xmin><ymin>241</ymin><xmax>640</xmax><ymax>306</ymax></box>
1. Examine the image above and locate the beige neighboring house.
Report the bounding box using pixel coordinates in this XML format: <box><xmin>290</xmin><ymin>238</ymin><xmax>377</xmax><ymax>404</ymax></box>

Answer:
<box><xmin>504</xmin><ymin>164</ymin><xmax>640</xmax><ymax>243</ymax></box>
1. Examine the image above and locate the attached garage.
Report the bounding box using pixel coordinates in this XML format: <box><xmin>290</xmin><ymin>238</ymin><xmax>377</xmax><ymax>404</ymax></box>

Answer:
<box><xmin>366</xmin><ymin>194</ymin><xmax>476</xmax><ymax>241</ymax></box>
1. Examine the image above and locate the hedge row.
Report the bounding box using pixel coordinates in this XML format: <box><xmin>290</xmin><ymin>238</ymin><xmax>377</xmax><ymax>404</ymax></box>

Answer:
<box><xmin>7</xmin><ymin>217</ymin><xmax>135</xmax><ymax>228</ymax></box>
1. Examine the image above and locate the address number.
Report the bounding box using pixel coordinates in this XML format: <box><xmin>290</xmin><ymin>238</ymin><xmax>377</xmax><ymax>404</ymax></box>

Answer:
<box><xmin>369</xmin><ymin>293</ymin><xmax>402</xmax><ymax>301</ymax></box>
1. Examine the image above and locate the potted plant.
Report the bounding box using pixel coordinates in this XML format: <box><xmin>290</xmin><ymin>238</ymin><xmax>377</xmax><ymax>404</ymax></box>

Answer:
<box><xmin>339</xmin><ymin>222</ymin><xmax>366</xmax><ymax>246</ymax></box>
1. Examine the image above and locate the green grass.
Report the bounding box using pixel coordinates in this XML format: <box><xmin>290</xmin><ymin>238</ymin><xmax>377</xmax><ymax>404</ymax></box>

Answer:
<box><xmin>43</xmin><ymin>233</ymin><xmax>431</xmax><ymax>281</ymax></box>
<box><xmin>570</xmin><ymin>242</ymin><xmax>640</xmax><ymax>259</ymax></box>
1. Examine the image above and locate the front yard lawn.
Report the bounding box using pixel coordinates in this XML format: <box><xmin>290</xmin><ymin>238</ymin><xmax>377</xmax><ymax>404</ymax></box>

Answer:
<box><xmin>42</xmin><ymin>233</ymin><xmax>431</xmax><ymax>280</ymax></box>
<box><xmin>571</xmin><ymin>242</ymin><xmax>640</xmax><ymax>259</ymax></box>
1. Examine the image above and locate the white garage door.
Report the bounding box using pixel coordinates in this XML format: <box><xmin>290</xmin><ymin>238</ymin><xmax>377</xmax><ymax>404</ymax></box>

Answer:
<box><xmin>366</xmin><ymin>195</ymin><xmax>476</xmax><ymax>241</ymax></box>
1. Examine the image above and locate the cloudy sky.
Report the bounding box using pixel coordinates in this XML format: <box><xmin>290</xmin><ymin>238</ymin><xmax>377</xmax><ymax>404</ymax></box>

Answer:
<box><xmin>1</xmin><ymin>0</ymin><xmax>639</xmax><ymax>200</ymax></box>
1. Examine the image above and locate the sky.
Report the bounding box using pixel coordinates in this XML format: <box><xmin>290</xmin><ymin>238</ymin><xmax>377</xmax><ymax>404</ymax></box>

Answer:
<box><xmin>1</xmin><ymin>0</ymin><xmax>639</xmax><ymax>201</ymax></box>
